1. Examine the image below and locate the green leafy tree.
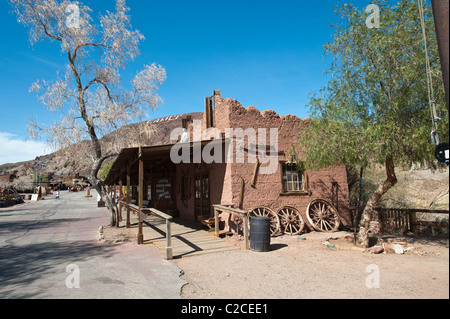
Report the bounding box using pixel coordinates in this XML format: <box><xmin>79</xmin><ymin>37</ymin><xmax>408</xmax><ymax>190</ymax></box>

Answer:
<box><xmin>299</xmin><ymin>0</ymin><xmax>448</xmax><ymax>247</ymax></box>
<box><xmin>99</xmin><ymin>161</ymin><xmax>114</xmax><ymax>181</ymax></box>
<box><xmin>31</xmin><ymin>172</ymin><xmax>49</xmax><ymax>183</ymax></box>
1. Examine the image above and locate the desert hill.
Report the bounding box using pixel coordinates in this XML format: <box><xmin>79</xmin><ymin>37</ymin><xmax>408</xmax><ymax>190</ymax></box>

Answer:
<box><xmin>0</xmin><ymin>112</ymin><xmax>203</xmax><ymax>188</ymax></box>
<box><xmin>360</xmin><ymin>164</ymin><xmax>449</xmax><ymax>210</ymax></box>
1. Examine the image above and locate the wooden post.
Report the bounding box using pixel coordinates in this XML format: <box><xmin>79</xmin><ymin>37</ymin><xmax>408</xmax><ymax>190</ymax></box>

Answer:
<box><xmin>243</xmin><ymin>213</ymin><xmax>249</xmax><ymax>250</ymax></box>
<box><xmin>137</xmin><ymin>147</ymin><xmax>144</xmax><ymax>244</ymax></box>
<box><xmin>118</xmin><ymin>180</ymin><xmax>123</xmax><ymax>222</ymax></box>
<box><xmin>166</xmin><ymin>219</ymin><xmax>173</xmax><ymax>260</ymax></box>
<box><xmin>126</xmin><ymin>165</ymin><xmax>131</xmax><ymax>204</ymax></box>
<box><xmin>410</xmin><ymin>211</ymin><xmax>418</xmax><ymax>236</ymax></box>
<box><xmin>118</xmin><ymin>201</ymin><xmax>122</xmax><ymax>223</ymax></box>
<box><xmin>238</xmin><ymin>177</ymin><xmax>245</xmax><ymax>209</ymax></box>
<box><xmin>126</xmin><ymin>206</ymin><xmax>130</xmax><ymax>228</ymax></box>
<box><xmin>251</xmin><ymin>158</ymin><xmax>260</xmax><ymax>187</ymax></box>
<box><xmin>214</xmin><ymin>207</ymin><xmax>220</xmax><ymax>237</ymax></box>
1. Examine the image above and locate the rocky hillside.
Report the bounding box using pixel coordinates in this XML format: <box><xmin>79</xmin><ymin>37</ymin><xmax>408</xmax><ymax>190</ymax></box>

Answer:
<box><xmin>346</xmin><ymin>163</ymin><xmax>449</xmax><ymax>212</ymax></box>
<box><xmin>0</xmin><ymin>112</ymin><xmax>203</xmax><ymax>186</ymax></box>
<box><xmin>362</xmin><ymin>164</ymin><xmax>449</xmax><ymax>210</ymax></box>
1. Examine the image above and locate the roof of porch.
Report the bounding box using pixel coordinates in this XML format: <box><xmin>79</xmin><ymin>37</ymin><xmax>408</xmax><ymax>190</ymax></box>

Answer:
<box><xmin>104</xmin><ymin>138</ymin><xmax>226</xmax><ymax>185</ymax></box>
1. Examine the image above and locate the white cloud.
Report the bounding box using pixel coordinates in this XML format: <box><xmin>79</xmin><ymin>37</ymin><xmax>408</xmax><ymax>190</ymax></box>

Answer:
<box><xmin>0</xmin><ymin>132</ymin><xmax>51</xmax><ymax>165</ymax></box>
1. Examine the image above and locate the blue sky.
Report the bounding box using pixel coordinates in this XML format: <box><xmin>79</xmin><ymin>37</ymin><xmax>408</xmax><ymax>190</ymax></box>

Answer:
<box><xmin>0</xmin><ymin>0</ymin><xmax>378</xmax><ymax>164</ymax></box>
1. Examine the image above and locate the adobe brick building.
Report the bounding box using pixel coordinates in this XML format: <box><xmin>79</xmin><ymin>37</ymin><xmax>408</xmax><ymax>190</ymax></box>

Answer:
<box><xmin>106</xmin><ymin>90</ymin><xmax>350</xmax><ymax>235</ymax></box>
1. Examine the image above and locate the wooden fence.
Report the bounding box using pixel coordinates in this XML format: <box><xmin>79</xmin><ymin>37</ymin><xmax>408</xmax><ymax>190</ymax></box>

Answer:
<box><xmin>375</xmin><ymin>208</ymin><xmax>449</xmax><ymax>235</ymax></box>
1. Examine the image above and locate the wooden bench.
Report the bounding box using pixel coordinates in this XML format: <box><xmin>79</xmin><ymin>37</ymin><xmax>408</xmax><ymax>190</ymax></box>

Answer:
<box><xmin>198</xmin><ymin>215</ymin><xmax>233</xmax><ymax>236</ymax></box>
<box><xmin>198</xmin><ymin>216</ymin><xmax>216</xmax><ymax>229</ymax></box>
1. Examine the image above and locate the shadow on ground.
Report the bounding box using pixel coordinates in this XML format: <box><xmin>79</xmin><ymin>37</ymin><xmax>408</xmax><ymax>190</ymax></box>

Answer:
<box><xmin>0</xmin><ymin>241</ymin><xmax>117</xmax><ymax>298</ymax></box>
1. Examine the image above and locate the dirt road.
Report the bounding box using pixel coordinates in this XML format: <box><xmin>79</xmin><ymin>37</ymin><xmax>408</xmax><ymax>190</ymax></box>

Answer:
<box><xmin>175</xmin><ymin>231</ymin><xmax>449</xmax><ymax>299</ymax></box>
<box><xmin>0</xmin><ymin>191</ymin><xmax>185</xmax><ymax>299</ymax></box>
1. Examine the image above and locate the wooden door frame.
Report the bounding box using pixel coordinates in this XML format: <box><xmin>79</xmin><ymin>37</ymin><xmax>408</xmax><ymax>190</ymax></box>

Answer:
<box><xmin>194</xmin><ymin>171</ymin><xmax>210</xmax><ymax>219</ymax></box>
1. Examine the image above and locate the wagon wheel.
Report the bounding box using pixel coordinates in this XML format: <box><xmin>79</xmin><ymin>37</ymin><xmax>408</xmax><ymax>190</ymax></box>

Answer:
<box><xmin>249</xmin><ymin>207</ymin><xmax>281</xmax><ymax>236</ymax></box>
<box><xmin>306</xmin><ymin>199</ymin><xmax>340</xmax><ymax>232</ymax></box>
<box><xmin>277</xmin><ymin>206</ymin><xmax>305</xmax><ymax>235</ymax></box>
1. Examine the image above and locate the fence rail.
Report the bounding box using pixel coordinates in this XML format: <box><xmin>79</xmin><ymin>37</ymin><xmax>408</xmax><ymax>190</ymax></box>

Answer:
<box><xmin>375</xmin><ymin>207</ymin><xmax>449</xmax><ymax>235</ymax></box>
<box><xmin>119</xmin><ymin>201</ymin><xmax>173</xmax><ymax>260</ymax></box>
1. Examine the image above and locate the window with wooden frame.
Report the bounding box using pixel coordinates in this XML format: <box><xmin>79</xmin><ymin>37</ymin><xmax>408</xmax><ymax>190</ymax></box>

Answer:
<box><xmin>281</xmin><ymin>162</ymin><xmax>309</xmax><ymax>195</ymax></box>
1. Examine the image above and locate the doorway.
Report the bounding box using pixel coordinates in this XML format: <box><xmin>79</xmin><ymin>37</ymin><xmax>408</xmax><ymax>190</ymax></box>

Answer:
<box><xmin>194</xmin><ymin>172</ymin><xmax>210</xmax><ymax>219</ymax></box>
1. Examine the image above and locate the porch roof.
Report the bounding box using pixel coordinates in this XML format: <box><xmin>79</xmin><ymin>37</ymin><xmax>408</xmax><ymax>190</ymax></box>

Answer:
<box><xmin>104</xmin><ymin>138</ymin><xmax>226</xmax><ymax>185</ymax></box>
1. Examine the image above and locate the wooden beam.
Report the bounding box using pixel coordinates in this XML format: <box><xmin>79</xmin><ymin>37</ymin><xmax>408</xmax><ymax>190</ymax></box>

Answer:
<box><xmin>166</xmin><ymin>219</ymin><xmax>173</xmax><ymax>260</ymax></box>
<box><xmin>214</xmin><ymin>207</ymin><xmax>220</xmax><ymax>237</ymax></box>
<box><xmin>205</xmin><ymin>96</ymin><xmax>212</xmax><ymax>128</ymax></box>
<box><xmin>243</xmin><ymin>214</ymin><xmax>249</xmax><ymax>250</ymax></box>
<box><xmin>251</xmin><ymin>158</ymin><xmax>260</xmax><ymax>187</ymax></box>
<box><xmin>238</xmin><ymin>177</ymin><xmax>245</xmax><ymax>209</ymax></box>
<box><xmin>119</xmin><ymin>180</ymin><xmax>123</xmax><ymax>223</ymax></box>
<box><xmin>126</xmin><ymin>165</ymin><xmax>131</xmax><ymax>203</ymax></box>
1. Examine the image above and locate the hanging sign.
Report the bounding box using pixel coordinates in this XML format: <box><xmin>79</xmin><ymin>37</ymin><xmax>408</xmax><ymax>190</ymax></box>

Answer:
<box><xmin>155</xmin><ymin>178</ymin><xmax>171</xmax><ymax>200</ymax></box>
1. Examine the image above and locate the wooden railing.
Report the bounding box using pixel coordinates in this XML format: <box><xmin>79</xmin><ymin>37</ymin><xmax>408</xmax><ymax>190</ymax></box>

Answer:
<box><xmin>119</xmin><ymin>201</ymin><xmax>173</xmax><ymax>260</ymax></box>
<box><xmin>213</xmin><ymin>205</ymin><xmax>249</xmax><ymax>250</ymax></box>
<box><xmin>119</xmin><ymin>200</ymin><xmax>138</xmax><ymax>228</ymax></box>
<box><xmin>375</xmin><ymin>207</ymin><xmax>449</xmax><ymax>235</ymax></box>
<box><xmin>143</xmin><ymin>207</ymin><xmax>173</xmax><ymax>260</ymax></box>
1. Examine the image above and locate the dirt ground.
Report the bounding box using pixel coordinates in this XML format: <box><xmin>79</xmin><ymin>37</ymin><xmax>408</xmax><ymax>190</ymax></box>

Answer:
<box><xmin>173</xmin><ymin>231</ymin><xmax>449</xmax><ymax>299</ymax></box>
<box><xmin>99</xmin><ymin>226</ymin><xmax>448</xmax><ymax>299</ymax></box>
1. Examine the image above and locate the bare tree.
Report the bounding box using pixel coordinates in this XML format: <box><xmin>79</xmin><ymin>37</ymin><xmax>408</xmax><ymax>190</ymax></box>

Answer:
<box><xmin>11</xmin><ymin>0</ymin><xmax>166</xmax><ymax>226</ymax></box>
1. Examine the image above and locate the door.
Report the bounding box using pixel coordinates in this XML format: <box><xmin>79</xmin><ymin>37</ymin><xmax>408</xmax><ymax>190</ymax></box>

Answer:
<box><xmin>194</xmin><ymin>172</ymin><xmax>210</xmax><ymax>219</ymax></box>
<box><xmin>154</xmin><ymin>177</ymin><xmax>173</xmax><ymax>212</ymax></box>
<box><xmin>152</xmin><ymin>166</ymin><xmax>175</xmax><ymax>212</ymax></box>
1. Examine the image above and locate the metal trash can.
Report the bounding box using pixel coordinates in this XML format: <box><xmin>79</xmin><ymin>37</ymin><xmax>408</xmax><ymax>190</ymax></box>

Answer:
<box><xmin>250</xmin><ymin>217</ymin><xmax>271</xmax><ymax>252</ymax></box>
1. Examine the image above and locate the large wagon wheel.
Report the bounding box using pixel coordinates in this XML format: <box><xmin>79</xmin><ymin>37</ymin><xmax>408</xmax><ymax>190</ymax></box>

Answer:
<box><xmin>306</xmin><ymin>199</ymin><xmax>340</xmax><ymax>232</ymax></box>
<box><xmin>277</xmin><ymin>206</ymin><xmax>305</xmax><ymax>235</ymax></box>
<box><xmin>249</xmin><ymin>207</ymin><xmax>281</xmax><ymax>236</ymax></box>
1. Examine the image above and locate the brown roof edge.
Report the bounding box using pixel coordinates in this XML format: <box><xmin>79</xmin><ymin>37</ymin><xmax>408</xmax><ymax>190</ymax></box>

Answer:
<box><xmin>104</xmin><ymin>138</ymin><xmax>227</xmax><ymax>185</ymax></box>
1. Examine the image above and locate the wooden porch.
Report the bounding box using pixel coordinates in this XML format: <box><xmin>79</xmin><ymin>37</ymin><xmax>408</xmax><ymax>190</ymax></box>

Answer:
<box><xmin>124</xmin><ymin>211</ymin><xmax>241</xmax><ymax>259</ymax></box>
<box><xmin>105</xmin><ymin>140</ymin><xmax>245</xmax><ymax>259</ymax></box>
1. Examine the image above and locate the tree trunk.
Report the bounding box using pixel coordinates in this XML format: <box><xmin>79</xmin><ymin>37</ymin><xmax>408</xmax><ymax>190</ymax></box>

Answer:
<box><xmin>354</xmin><ymin>167</ymin><xmax>364</xmax><ymax>244</ymax></box>
<box><xmin>70</xmin><ymin>50</ymin><xmax>119</xmax><ymax>227</ymax></box>
<box><xmin>356</xmin><ymin>156</ymin><xmax>398</xmax><ymax>247</ymax></box>
<box><xmin>91</xmin><ymin>177</ymin><xmax>118</xmax><ymax>227</ymax></box>
<box><xmin>103</xmin><ymin>188</ymin><xmax>117</xmax><ymax>227</ymax></box>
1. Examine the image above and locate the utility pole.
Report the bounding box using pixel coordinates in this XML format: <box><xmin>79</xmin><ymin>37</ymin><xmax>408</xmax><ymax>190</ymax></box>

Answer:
<box><xmin>431</xmin><ymin>0</ymin><xmax>449</xmax><ymax>111</ymax></box>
